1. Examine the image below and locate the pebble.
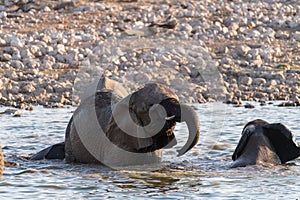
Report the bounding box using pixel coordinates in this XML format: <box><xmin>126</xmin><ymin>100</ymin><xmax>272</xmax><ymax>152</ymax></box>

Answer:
<box><xmin>0</xmin><ymin>108</ymin><xmax>21</xmax><ymax>117</ymax></box>
<box><xmin>244</xmin><ymin>103</ymin><xmax>255</xmax><ymax>109</ymax></box>
<box><xmin>240</xmin><ymin>76</ymin><xmax>252</xmax><ymax>86</ymax></box>
<box><xmin>0</xmin><ymin>0</ymin><xmax>299</xmax><ymax>109</ymax></box>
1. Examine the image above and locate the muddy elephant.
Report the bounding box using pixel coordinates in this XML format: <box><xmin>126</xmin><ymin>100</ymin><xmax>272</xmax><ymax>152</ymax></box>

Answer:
<box><xmin>231</xmin><ymin>119</ymin><xmax>300</xmax><ymax>168</ymax></box>
<box><xmin>30</xmin><ymin>77</ymin><xmax>200</xmax><ymax>167</ymax></box>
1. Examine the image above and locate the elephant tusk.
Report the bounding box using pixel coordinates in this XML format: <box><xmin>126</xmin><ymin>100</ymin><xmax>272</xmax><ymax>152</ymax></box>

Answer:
<box><xmin>175</xmin><ymin>104</ymin><xmax>200</xmax><ymax>156</ymax></box>
<box><xmin>165</xmin><ymin>115</ymin><xmax>175</xmax><ymax>121</ymax></box>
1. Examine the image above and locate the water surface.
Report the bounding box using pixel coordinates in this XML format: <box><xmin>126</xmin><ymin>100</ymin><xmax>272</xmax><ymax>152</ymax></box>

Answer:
<box><xmin>0</xmin><ymin>102</ymin><xmax>299</xmax><ymax>199</ymax></box>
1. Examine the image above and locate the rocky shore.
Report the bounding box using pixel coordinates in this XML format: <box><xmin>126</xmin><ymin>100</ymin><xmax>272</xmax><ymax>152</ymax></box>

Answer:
<box><xmin>0</xmin><ymin>0</ymin><xmax>300</xmax><ymax>108</ymax></box>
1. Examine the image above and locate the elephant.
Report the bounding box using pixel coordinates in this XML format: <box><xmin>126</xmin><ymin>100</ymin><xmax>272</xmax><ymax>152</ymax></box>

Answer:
<box><xmin>0</xmin><ymin>147</ymin><xmax>3</xmax><ymax>179</ymax></box>
<box><xmin>30</xmin><ymin>77</ymin><xmax>200</xmax><ymax>168</ymax></box>
<box><xmin>231</xmin><ymin>119</ymin><xmax>300</xmax><ymax>168</ymax></box>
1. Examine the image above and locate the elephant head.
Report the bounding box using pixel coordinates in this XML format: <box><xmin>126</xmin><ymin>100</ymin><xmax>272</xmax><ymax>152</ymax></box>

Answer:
<box><xmin>106</xmin><ymin>83</ymin><xmax>200</xmax><ymax>156</ymax></box>
<box><xmin>231</xmin><ymin>119</ymin><xmax>300</xmax><ymax>168</ymax></box>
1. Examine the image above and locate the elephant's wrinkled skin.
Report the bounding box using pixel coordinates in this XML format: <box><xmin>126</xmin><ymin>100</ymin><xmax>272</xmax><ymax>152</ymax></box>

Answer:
<box><xmin>30</xmin><ymin>77</ymin><xmax>200</xmax><ymax>167</ymax></box>
<box><xmin>231</xmin><ymin>119</ymin><xmax>300</xmax><ymax>168</ymax></box>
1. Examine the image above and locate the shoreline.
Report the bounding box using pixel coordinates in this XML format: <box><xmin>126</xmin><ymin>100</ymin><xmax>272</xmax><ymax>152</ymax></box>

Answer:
<box><xmin>0</xmin><ymin>0</ymin><xmax>299</xmax><ymax>108</ymax></box>
<box><xmin>0</xmin><ymin>100</ymin><xmax>297</xmax><ymax>116</ymax></box>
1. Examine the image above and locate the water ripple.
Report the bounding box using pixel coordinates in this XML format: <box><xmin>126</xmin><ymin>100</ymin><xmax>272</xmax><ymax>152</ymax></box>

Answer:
<box><xmin>0</xmin><ymin>103</ymin><xmax>299</xmax><ymax>199</ymax></box>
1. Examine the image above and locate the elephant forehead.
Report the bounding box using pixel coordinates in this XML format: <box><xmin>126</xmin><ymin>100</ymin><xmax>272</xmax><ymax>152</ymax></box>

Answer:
<box><xmin>242</xmin><ymin>119</ymin><xmax>269</xmax><ymax>134</ymax></box>
<box><xmin>243</xmin><ymin>124</ymin><xmax>256</xmax><ymax>133</ymax></box>
<box><xmin>137</xmin><ymin>83</ymin><xmax>179</xmax><ymax>102</ymax></box>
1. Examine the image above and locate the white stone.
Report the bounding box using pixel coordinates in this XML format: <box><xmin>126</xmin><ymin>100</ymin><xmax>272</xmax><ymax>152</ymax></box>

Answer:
<box><xmin>56</xmin><ymin>44</ymin><xmax>66</xmax><ymax>55</ymax></box>
<box><xmin>0</xmin><ymin>11</ymin><xmax>7</xmax><ymax>19</ymax></box>
<box><xmin>235</xmin><ymin>45</ymin><xmax>251</xmax><ymax>57</ymax></box>
<box><xmin>0</xmin><ymin>6</ymin><xmax>6</xmax><ymax>12</ymax></box>
<box><xmin>30</xmin><ymin>45</ymin><xmax>42</xmax><ymax>57</ymax></box>
<box><xmin>1</xmin><ymin>53</ymin><xmax>11</xmax><ymax>61</ymax></box>
<box><xmin>268</xmin><ymin>79</ymin><xmax>277</xmax><ymax>87</ymax></box>
<box><xmin>43</xmin><ymin>6</ymin><xmax>51</xmax><ymax>12</ymax></box>
<box><xmin>241</xmin><ymin>76</ymin><xmax>252</xmax><ymax>86</ymax></box>
<box><xmin>11</xmin><ymin>60</ymin><xmax>24</xmax><ymax>69</ymax></box>
<box><xmin>20</xmin><ymin>49</ymin><xmax>33</xmax><ymax>59</ymax></box>
<box><xmin>12</xmin><ymin>50</ymin><xmax>21</xmax><ymax>60</ymax></box>
<box><xmin>292</xmin><ymin>32</ymin><xmax>300</xmax><ymax>41</ymax></box>
<box><xmin>176</xmin><ymin>23</ymin><xmax>193</xmax><ymax>33</ymax></box>
<box><xmin>10</xmin><ymin>36</ymin><xmax>24</xmax><ymax>48</ymax></box>
<box><xmin>0</xmin><ymin>37</ymin><xmax>6</xmax><ymax>46</ymax></box>
<box><xmin>253</xmin><ymin>78</ymin><xmax>267</xmax><ymax>85</ymax></box>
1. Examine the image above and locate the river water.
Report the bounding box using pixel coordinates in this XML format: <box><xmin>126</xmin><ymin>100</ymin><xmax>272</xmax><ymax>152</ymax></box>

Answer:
<box><xmin>0</xmin><ymin>102</ymin><xmax>299</xmax><ymax>199</ymax></box>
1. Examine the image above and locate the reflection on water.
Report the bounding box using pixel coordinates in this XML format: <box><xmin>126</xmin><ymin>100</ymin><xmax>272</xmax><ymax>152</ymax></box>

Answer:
<box><xmin>0</xmin><ymin>102</ymin><xmax>299</xmax><ymax>199</ymax></box>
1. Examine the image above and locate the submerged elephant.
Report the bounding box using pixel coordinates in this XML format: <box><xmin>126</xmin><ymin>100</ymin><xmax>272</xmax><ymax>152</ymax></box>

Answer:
<box><xmin>30</xmin><ymin>77</ymin><xmax>200</xmax><ymax>167</ymax></box>
<box><xmin>231</xmin><ymin>119</ymin><xmax>300</xmax><ymax>168</ymax></box>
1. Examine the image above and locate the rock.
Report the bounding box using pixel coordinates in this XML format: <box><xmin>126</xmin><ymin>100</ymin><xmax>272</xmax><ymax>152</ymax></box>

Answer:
<box><xmin>0</xmin><ymin>109</ymin><xmax>20</xmax><ymax>115</ymax></box>
<box><xmin>29</xmin><ymin>45</ymin><xmax>43</xmax><ymax>57</ymax></box>
<box><xmin>10</xmin><ymin>36</ymin><xmax>24</xmax><ymax>48</ymax></box>
<box><xmin>0</xmin><ymin>37</ymin><xmax>6</xmax><ymax>46</ymax></box>
<box><xmin>0</xmin><ymin>53</ymin><xmax>12</xmax><ymax>61</ymax></box>
<box><xmin>12</xmin><ymin>49</ymin><xmax>21</xmax><ymax>60</ymax></box>
<box><xmin>254</xmin><ymin>91</ymin><xmax>267</xmax><ymax>99</ymax></box>
<box><xmin>292</xmin><ymin>32</ymin><xmax>300</xmax><ymax>41</ymax></box>
<box><xmin>16</xmin><ymin>103</ymin><xmax>25</xmax><ymax>109</ymax></box>
<box><xmin>248</xmin><ymin>30</ymin><xmax>261</xmax><ymax>38</ymax></box>
<box><xmin>259</xmin><ymin>100</ymin><xmax>267</xmax><ymax>106</ymax></box>
<box><xmin>54</xmin><ymin>1</ymin><xmax>75</xmax><ymax>11</ymax></box>
<box><xmin>244</xmin><ymin>103</ymin><xmax>255</xmax><ymax>109</ymax></box>
<box><xmin>9</xmin><ymin>85</ymin><xmax>19</xmax><ymax>94</ymax></box>
<box><xmin>277</xmin><ymin>101</ymin><xmax>298</xmax><ymax>107</ymax></box>
<box><xmin>21</xmin><ymin>83</ymin><xmax>36</xmax><ymax>93</ymax></box>
<box><xmin>11</xmin><ymin>60</ymin><xmax>24</xmax><ymax>69</ymax></box>
<box><xmin>20</xmin><ymin>49</ymin><xmax>33</xmax><ymax>59</ymax></box>
<box><xmin>235</xmin><ymin>45</ymin><xmax>251</xmax><ymax>57</ymax></box>
<box><xmin>6</xmin><ymin>71</ymin><xmax>18</xmax><ymax>79</ymax></box>
<box><xmin>253</xmin><ymin>78</ymin><xmax>267</xmax><ymax>85</ymax></box>
<box><xmin>268</xmin><ymin>79</ymin><xmax>277</xmax><ymax>87</ymax></box>
<box><xmin>176</xmin><ymin>23</ymin><xmax>193</xmax><ymax>33</ymax></box>
<box><xmin>232</xmin><ymin>97</ymin><xmax>243</xmax><ymax>105</ymax></box>
<box><xmin>240</xmin><ymin>76</ymin><xmax>252</xmax><ymax>86</ymax></box>
<box><xmin>42</xmin><ymin>6</ymin><xmax>51</xmax><ymax>12</ymax></box>
<box><xmin>0</xmin><ymin>0</ymin><xmax>299</xmax><ymax>107</ymax></box>
<box><xmin>55</xmin><ymin>44</ymin><xmax>66</xmax><ymax>55</ymax></box>
<box><xmin>0</xmin><ymin>5</ymin><xmax>6</xmax><ymax>12</ymax></box>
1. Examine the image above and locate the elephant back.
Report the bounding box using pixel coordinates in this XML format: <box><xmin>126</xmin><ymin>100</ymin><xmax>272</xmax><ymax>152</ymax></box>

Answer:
<box><xmin>96</xmin><ymin>76</ymin><xmax>128</xmax><ymax>100</ymax></box>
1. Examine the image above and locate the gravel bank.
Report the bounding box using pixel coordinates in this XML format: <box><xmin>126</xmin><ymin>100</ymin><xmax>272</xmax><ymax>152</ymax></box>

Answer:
<box><xmin>0</xmin><ymin>0</ymin><xmax>300</xmax><ymax>108</ymax></box>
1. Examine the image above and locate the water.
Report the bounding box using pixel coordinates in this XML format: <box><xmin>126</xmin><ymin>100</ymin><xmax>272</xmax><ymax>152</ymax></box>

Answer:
<box><xmin>0</xmin><ymin>102</ymin><xmax>299</xmax><ymax>199</ymax></box>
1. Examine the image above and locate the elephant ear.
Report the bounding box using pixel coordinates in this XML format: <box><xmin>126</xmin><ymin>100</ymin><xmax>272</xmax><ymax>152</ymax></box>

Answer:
<box><xmin>263</xmin><ymin>123</ymin><xmax>300</xmax><ymax>163</ymax></box>
<box><xmin>30</xmin><ymin>142</ymin><xmax>65</xmax><ymax>160</ymax></box>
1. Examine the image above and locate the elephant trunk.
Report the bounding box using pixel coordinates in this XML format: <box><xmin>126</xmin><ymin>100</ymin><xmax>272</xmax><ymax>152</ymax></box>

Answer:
<box><xmin>171</xmin><ymin>103</ymin><xmax>200</xmax><ymax>156</ymax></box>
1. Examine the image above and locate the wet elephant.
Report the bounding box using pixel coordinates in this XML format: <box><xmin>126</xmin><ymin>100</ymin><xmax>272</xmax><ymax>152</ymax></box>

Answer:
<box><xmin>30</xmin><ymin>77</ymin><xmax>200</xmax><ymax>167</ymax></box>
<box><xmin>231</xmin><ymin>119</ymin><xmax>300</xmax><ymax>168</ymax></box>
